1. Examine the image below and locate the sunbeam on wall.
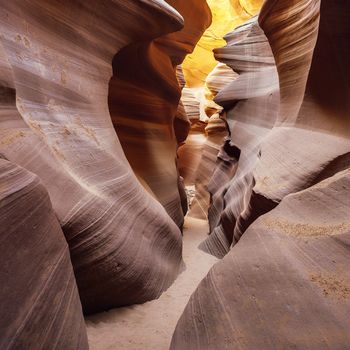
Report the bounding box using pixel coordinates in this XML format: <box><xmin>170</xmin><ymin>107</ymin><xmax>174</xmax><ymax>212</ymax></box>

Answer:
<box><xmin>182</xmin><ymin>0</ymin><xmax>263</xmax><ymax>88</ymax></box>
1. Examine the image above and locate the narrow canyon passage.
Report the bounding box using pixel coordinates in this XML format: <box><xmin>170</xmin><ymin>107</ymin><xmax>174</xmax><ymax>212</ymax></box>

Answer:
<box><xmin>86</xmin><ymin>216</ymin><xmax>218</xmax><ymax>350</ymax></box>
<box><xmin>1</xmin><ymin>1</ymin><xmax>350</xmax><ymax>350</ymax></box>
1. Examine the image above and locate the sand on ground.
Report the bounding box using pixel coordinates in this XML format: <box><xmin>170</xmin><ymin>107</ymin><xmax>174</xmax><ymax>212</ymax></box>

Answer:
<box><xmin>85</xmin><ymin>217</ymin><xmax>218</xmax><ymax>350</ymax></box>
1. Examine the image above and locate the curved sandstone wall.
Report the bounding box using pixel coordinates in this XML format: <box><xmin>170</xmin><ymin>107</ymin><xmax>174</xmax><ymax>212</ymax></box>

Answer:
<box><xmin>201</xmin><ymin>15</ymin><xmax>280</xmax><ymax>257</ymax></box>
<box><xmin>109</xmin><ymin>0</ymin><xmax>211</xmax><ymax>228</ymax></box>
<box><xmin>172</xmin><ymin>0</ymin><xmax>350</xmax><ymax>348</ymax></box>
<box><xmin>0</xmin><ymin>0</ymin><xmax>209</xmax><ymax>318</ymax></box>
<box><xmin>0</xmin><ymin>159</ymin><xmax>88</xmax><ymax>349</ymax></box>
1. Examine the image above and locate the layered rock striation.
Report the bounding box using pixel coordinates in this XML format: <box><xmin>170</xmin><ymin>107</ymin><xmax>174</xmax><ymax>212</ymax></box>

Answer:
<box><xmin>0</xmin><ymin>159</ymin><xmax>88</xmax><ymax>349</ymax></box>
<box><xmin>172</xmin><ymin>0</ymin><xmax>350</xmax><ymax>348</ymax></box>
<box><xmin>0</xmin><ymin>0</ymin><xmax>209</xmax><ymax>321</ymax></box>
<box><xmin>109</xmin><ymin>0</ymin><xmax>211</xmax><ymax>228</ymax></box>
<box><xmin>172</xmin><ymin>170</ymin><xmax>350</xmax><ymax>349</ymax></box>
<box><xmin>1</xmin><ymin>0</ymin><xmax>349</xmax><ymax>348</ymax></box>
<box><xmin>200</xmin><ymin>15</ymin><xmax>280</xmax><ymax>257</ymax></box>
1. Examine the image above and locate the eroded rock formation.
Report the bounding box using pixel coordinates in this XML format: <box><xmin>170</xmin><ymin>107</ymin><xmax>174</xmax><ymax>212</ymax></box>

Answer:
<box><xmin>109</xmin><ymin>0</ymin><xmax>211</xmax><ymax>227</ymax></box>
<box><xmin>1</xmin><ymin>0</ymin><xmax>350</xmax><ymax>348</ymax></box>
<box><xmin>182</xmin><ymin>0</ymin><xmax>263</xmax><ymax>87</ymax></box>
<box><xmin>172</xmin><ymin>171</ymin><xmax>350</xmax><ymax>349</ymax></box>
<box><xmin>200</xmin><ymin>15</ymin><xmax>280</xmax><ymax>257</ymax></box>
<box><xmin>172</xmin><ymin>0</ymin><xmax>350</xmax><ymax>348</ymax></box>
<box><xmin>0</xmin><ymin>159</ymin><xmax>88</xmax><ymax>349</ymax></box>
<box><xmin>0</xmin><ymin>0</ymin><xmax>210</xmax><ymax>321</ymax></box>
<box><xmin>178</xmin><ymin>0</ymin><xmax>264</xmax><ymax>222</ymax></box>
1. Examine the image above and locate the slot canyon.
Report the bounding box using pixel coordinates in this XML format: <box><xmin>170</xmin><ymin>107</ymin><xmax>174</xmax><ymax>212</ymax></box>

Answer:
<box><xmin>0</xmin><ymin>0</ymin><xmax>349</xmax><ymax>349</ymax></box>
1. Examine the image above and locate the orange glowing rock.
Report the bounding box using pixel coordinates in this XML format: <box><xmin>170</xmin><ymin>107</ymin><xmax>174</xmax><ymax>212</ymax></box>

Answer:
<box><xmin>182</xmin><ymin>0</ymin><xmax>263</xmax><ymax>87</ymax></box>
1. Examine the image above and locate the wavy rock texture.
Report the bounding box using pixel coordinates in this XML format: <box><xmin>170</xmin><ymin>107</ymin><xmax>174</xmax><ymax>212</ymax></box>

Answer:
<box><xmin>204</xmin><ymin>62</ymin><xmax>238</xmax><ymax>115</ymax></box>
<box><xmin>0</xmin><ymin>0</ymin><xmax>209</xmax><ymax>315</ymax></box>
<box><xmin>174</xmin><ymin>66</ymin><xmax>191</xmax><ymax>216</ymax></box>
<box><xmin>187</xmin><ymin>117</ymin><xmax>229</xmax><ymax>220</ymax></box>
<box><xmin>177</xmin><ymin>85</ymin><xmax>207</xmax><ymax>189</ymax></box>
<box><xmin>250</xmin><ymin>0</ymin><xmax>350</xmax><ymax>235</ymax></box>
<box><xmin>200</xmin><ymin>15</ymin><xmax>280</xmax><ymax>257</ymax></box>
<box><xmin>179</xmin><ymin>0</ymin><xmax>264</xmax><ymax>221</ymax></box>
<box><xmin>172</xmin><ymin>0</ymin><xmax>350</xmax><ymax>348</ymax></box>
<box><xmin>174</xmin><ymin>66</ymin><xmax>191</xmax><ymax>145</ymax></box>
<box><xmin>203</xmin><ymin>0</ymin><xmax>350</xmax><ymax>257</ymax></box>
<box><xmin>172</xmin><ymin>170</ymin><xmax>350</xmax><ymax>349</ymax></box>
<box><xmin>109</xmin><ymin>0</ymin><xmax>211</xmax><ymax>228</ymax></box>
<box><xmin>178</xmin><ymin>64</ymin><xmax>237</xmax><ymax>218</ymax></box>
<box><xmin>177</xmin><ymin>0</ymin><xmax>263</xmax><ymax>216</ymax></box>
<box><xmin>0</xmin><ymin>159</ymin><xmax>88</xmax><ymax>349</ymax></box>
<box><xmin>186</xmin><ymin>62</ymin><xmax>239</xmax><ymax>219</ymax></box>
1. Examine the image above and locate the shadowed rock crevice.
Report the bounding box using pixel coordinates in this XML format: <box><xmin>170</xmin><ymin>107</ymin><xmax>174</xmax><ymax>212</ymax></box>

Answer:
<box><xmin>108</xmin><ymin>0</ymin><xmax>212</xmax><ymax>228</ymax></box>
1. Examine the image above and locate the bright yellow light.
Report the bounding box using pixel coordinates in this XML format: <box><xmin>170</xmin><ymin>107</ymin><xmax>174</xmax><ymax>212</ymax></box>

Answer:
<box><xmin>182</xmin><ymin>0</ymin><xmax>263</xmax><ymax>87</ymax></box>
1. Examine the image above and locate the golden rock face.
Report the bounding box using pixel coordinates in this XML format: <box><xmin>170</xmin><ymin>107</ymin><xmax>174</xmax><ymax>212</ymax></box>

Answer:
<box><xmin>182</xmin><ymin>0</ymin><xmax>263</xmax><ymax>87</ymax></box>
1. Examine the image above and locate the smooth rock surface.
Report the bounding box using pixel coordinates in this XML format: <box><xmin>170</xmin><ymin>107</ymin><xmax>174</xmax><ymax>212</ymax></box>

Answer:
<box><xmin>0</xmin><ymin>0</ymin><xmax>206</xmax><ymax>315</ymax></box>
<box><xmin>0</xmin><ymin>159</ymin><xmax>88</xmax><ymax>349</ymax></box>
<box><xmin>172</xmin><ymin>170</ymin><xmax>350</xmax><ymax>349</ymax></box>
<box><xmin>172</xmin><ymin>0</ymin><xmax>350</xmax><ymax>348</ymax></box>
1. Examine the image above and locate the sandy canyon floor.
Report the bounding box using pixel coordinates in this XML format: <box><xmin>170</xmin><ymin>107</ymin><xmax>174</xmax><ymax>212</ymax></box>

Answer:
<box><xmin>86</xmin><ymin>216</ymin><xmax>217</xmax><ymax>350</ymax></box>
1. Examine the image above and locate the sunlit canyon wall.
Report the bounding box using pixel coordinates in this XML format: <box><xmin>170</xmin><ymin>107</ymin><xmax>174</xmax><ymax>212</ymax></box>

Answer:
<box><xmin>172</xmin><ymin>0</ymin><xmax>350</xmax><ymax>348</ymax></box>
<box><xmin>177</xmin><ymin>0</ymin><xmax>264</xmax><ymax>219</ymax></box>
